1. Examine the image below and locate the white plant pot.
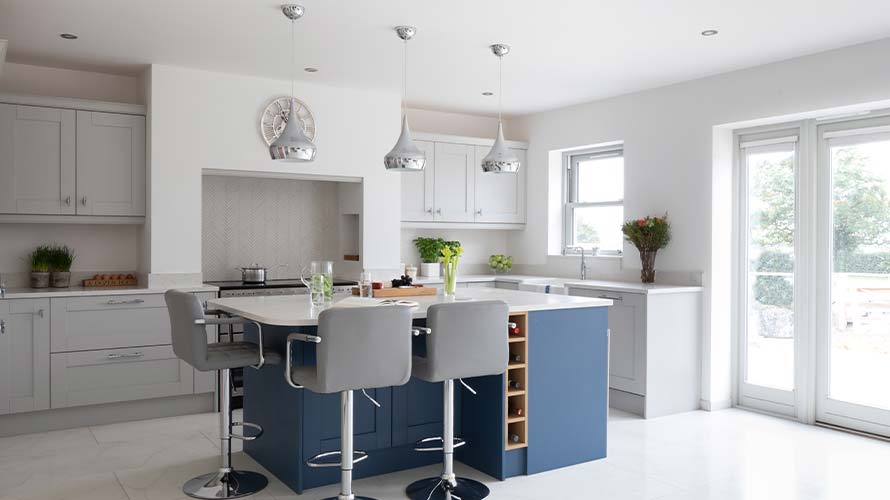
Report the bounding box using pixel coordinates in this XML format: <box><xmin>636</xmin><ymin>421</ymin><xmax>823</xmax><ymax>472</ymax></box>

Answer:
<box><xmin>420</xmin><ymin>262</ymin><xmax>440</xmax><ymax>278</ymax></box>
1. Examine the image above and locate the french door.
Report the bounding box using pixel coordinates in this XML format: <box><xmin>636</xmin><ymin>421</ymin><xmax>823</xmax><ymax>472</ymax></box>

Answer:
<box><xmin>737</xmin><ymin>130</ymin><xmax>801</xmax><ymax>416</ymax></box>
<box><xmin>737</xmin><ymin>115</ymin><xmax>890</xmax><ymax>437</ymax></box>
<box><xmin>816</xmin><ymin>117</ymin><xmax>890</xmax><ymax>436</ymax></box>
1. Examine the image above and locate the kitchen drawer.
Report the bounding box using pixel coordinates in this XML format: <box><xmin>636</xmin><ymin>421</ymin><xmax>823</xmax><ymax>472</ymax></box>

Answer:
<box><xmin>50</xmin><ymin>294</ymin><xmax>171</xmax><ymax>352</ymax></box>
<box><xmin>50</xmin><ymin>345</ymin><xmax>193</xmax><ymax>408</ymax></box>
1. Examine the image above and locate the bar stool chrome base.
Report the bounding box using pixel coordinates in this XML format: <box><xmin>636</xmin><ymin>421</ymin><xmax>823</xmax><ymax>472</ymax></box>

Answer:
<box><xmin>320</xmin><ymin>496</ymin><xmax>378</xmax><ymax>500</ymax></box>
<box><xmin>183</xmin><ymin>469</ymin><xmax>269</xmax><ymax>499</ymax></box>
<box><xmin>405</xmin><ymin>476</ymin><xmax>490</xmax><ymax>500</ymax></box>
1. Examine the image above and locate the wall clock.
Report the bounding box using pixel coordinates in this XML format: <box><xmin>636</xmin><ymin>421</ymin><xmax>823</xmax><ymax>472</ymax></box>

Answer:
<box><xmin>260</xmin><ymin>96</ymin><xmax>317</xmax><ymax>146</ymax></box>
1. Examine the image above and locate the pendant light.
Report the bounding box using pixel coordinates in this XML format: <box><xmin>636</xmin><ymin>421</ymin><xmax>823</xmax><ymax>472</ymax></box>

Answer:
<box><xmin>481</xmin><ymin>43</ymin><xmax>520</xmax><ymax>173</ymax></box>
<box><xmin>270</xmin><ymin>4</ymin><xmax>317</xmax><ymax>162</ymax></box>
<box><xmin>384</xmin><ymin>26</ymin><xmax>426</xmax><ymax>171</ymax></box>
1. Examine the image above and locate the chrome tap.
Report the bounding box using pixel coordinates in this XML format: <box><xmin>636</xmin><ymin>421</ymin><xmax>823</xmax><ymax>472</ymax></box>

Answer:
<box><xmin>567</xmin><ymin>247</ymin><xmax>588</xmax><ymax>280</ymax></box>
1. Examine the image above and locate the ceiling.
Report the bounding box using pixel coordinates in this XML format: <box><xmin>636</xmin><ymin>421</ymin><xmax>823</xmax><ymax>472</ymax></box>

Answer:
<box><xmin>2</xmin><ymin>0</ymin><xmax>890</xmax><ymax>115</ymax></box>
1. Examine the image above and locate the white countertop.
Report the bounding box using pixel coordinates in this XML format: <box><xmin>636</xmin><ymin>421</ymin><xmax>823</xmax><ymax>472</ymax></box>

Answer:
<box><xmin>208</xmin><ymin>287</ymin><xmax>612</xmax><ymax>327</ymax></box>
<box><xmin>411</xmin><ymin>274</ymin><xmax>701</xmax><ymax>295</ymax></box>
<box><xmin>0</xmin><ymin>285</ymin><xmax>219</xmax><ymax>300</ymax></box>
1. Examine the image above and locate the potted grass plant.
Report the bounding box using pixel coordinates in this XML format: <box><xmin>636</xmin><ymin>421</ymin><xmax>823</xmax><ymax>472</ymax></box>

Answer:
<box><xmin>49</xmin><ymin>244</ymin><xmax>76</xmax><ymax>288</ymax></box>
<box><xmin>621</xmin><ymin>214</ymin><xmax>671</xmax><ymax>283</ymax></box>
<box><xmin>28</xmin><ymin>246</ymin><xmax>52</xmax><ymax>288</ymax></box>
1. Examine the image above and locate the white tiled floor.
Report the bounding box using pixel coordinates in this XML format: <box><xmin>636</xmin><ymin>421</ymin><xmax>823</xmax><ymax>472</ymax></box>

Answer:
<box><xmin>1</xmin><ymin>408</ymin><xmax>887</xmax><ymax>499</ymax></box>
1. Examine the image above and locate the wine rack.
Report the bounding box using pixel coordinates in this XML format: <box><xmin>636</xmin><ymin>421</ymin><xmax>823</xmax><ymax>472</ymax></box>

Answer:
<box><xmin>505</xmin><ymin>312</ymin><xmax>528</xmax><ymax>450</ymax></box>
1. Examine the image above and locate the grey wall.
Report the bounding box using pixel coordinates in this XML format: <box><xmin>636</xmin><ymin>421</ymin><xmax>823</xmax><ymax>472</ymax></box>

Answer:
<box><xmin>202</xmin><ymin>175</ymin><xmax>339</xmax><ymax>281</ymax></box>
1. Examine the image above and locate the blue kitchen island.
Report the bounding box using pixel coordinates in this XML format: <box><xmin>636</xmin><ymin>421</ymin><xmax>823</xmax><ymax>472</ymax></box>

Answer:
<box><xmin>209</xmin><ymin>288</ymin><xmax>611</xmax><ymax>494</ymax></box>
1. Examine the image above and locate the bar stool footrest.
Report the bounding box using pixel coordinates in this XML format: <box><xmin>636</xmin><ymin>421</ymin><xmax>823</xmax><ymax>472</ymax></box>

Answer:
<box><xmin>306</xmin><ymin>450</ymin><xmax>369</xmax><ymax>468</ymax></box>
<box><xmin>413</xmin><ymin>436</ymin><xmax>467</xmax><ymax>452</ymax></box>
<box><xmin>230</xmin><ymin>421</ymin><xmax>263</xmax><ymax>441</ymax></box>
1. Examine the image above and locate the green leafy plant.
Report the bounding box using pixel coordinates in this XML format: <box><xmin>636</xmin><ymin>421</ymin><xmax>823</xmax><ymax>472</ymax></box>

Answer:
<box><xmin>48</xmin><ymin>244</ymin><xmax>76</xmax><ymax>272</ymax></box>
<box><xmin>621</xmin><ymin>214</ymin><xmax>671</xmax><ymax>251</ymax></box>
<box><xmin>414</xmin><ymin>238</ymin><xmax>462</xmax><ymax>264</ymax></box>
<box><xmin>28</xmin><ymin>246</ymin><xmax>52</xmax><ymax>273</ymax></box>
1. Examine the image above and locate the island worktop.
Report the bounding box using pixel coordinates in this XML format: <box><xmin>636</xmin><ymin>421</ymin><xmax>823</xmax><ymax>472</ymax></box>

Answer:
<box><xmin>207</xmin><ymin>287</ymin><xmax>612</xmax><ymax>326</ymax></box>
<box><xmin>209</xmin><ymin>287</ymin><xmax>611</xmax><ymax>495</ymax></box>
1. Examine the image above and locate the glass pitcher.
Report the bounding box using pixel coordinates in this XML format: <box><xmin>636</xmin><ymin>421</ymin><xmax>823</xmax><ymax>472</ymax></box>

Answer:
<box><xmin>301</xmin><ymin>261</ymin><xmax>334</xmax><ymax>305</ymax></box>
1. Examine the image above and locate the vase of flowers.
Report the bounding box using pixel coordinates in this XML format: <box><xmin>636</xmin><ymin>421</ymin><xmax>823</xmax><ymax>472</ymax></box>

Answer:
<box><xmin>621</xmin><ymin>215</ymin><xmax>671</xmax><ymax>283</ymax></box>
<box><xmin>440</xmin><ymin>243</ymin><xmax>464</xmax><ymax>296</ymax></box>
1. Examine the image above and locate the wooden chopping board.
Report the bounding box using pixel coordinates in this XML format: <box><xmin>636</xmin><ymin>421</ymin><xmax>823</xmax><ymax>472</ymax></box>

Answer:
<box><xmin>352</xmin><ymin>285</ymin><xmax>437</xmax><ymax>297</ymax></box>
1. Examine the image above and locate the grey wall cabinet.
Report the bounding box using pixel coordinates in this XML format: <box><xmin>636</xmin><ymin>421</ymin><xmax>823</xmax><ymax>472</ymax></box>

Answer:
<box><xmin>568</xmin><ymin>286</ymin><xmax>702</xmax><ymax>419</ymax></box>
<box><xmin>75</xmin><ymin>111</ymin><xmax>146</xmax><ymax>216</ymax></box>
<box><xmin>0</xmin><ymin>299</ymin><xmax>51</xmax><ymax>414</ymax></box>
<box><xmin>0</xmin><ymin>96</ymin><xmax>146</xmax><ymax>221</ymax></box>
<box><xmin>473</xmin><ymin>146</ymin><xmax>526</xmax><ymax>223</ymax></box>
<box><xmin>0</xmin><ymin>104</ymin><xmax>76</xmax><ymax>215</ymax></box>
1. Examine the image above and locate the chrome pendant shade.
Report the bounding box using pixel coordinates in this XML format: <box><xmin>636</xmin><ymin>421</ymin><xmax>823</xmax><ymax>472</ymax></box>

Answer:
<box><xmin>271</xmin><ymin>4</ymin><xmax>317</xmax><ymax>162</ymax></box>
<box><xmin>481</xmin><ymin>43</ymin><xmax>520</xmax><ymax>174</ymax></box>
<box><xmin>384</xmin><ymin>25</ymin><xmax>426</xmax><ymax>171</ymax></box>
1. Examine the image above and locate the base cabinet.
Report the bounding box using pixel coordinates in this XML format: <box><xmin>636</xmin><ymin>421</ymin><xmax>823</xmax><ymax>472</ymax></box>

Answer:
<box><xmin>568</xmin><ymin>286</ymin><xmax>702</xmax><ymax>418</ymax></box>
<box><xmin>0</xmin><ymin>299</ymin><xmax>50</xmax><ymax>414</ymax></box>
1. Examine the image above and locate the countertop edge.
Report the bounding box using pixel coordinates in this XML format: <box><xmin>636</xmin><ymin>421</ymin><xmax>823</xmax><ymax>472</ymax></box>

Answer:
<box><xmin>1</xmin><ymin>285</ymin><xmax>219</xmax><ymax>299</ymax></box>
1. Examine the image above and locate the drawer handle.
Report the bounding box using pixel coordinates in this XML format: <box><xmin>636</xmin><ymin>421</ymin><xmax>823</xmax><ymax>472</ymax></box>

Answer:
<box><xmin>597</xmin><ymin>294</ymin><xmax>623</xmax><ymax>301</ymax></box>
<box><xmin>0</xmin><ymin>319</ymin><xmax>5</xmax><ymax>334</ymax></box>
<box><xmin>106</xmin><ymin>351</ymin><xmax>144</xmax><ymax>360</ymax></box>
<box><xmin>106</xmin><ymin>299</ymin><xmax>145</xmax><ymax>305</ymax></box>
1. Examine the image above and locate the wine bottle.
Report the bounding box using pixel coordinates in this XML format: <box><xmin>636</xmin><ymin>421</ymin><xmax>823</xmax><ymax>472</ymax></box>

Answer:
<box><xmin>510</xmin><ymin>407</ymin><xmax>524</xmax><ymax>417</ymax></box>
<box><xmin>507</xmin><ymin>322</ymin><xmax>520</xmax><ymax>335</ymax></box>
<box><xmin>509</xmin><ymin>433</ymin><xmax>521</xmax><ymax>443</ymax></box>
<box><xmin>508</xmin><ymin>379</ymin><xmax>521</xmax><ymax>390</ymax></box>
<box><xmin>510</xmin><ymin>353</ymin><xmax>522</xmax><ymax>363</ymax></box>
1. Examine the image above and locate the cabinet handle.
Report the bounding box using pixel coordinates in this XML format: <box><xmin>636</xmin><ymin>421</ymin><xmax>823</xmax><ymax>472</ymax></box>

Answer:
<box><xmin>31</xmin><ymin>309</ymin><xmax>44</xmax><ymax>318</ymax></box>
<box><xmin>476</xmin><ymin>209</ymin><xmax>483</xmax><ymax>216</ymax></box>
<box><xmin>106</xmin><ymin>298</ymin><xmax>145</xmax><ymax>305</ymax></box>
<box><xmin>436</xmin><ymin>208</ymin><xmax>442</xmax><ymax>215</ymax></box>
<box><xmin>597</xmin><ymin>294</ymin><xmax>623</xmax><ymax>301</ymax></box>
<box><xmin>106</xmin><ymin>351</ymin><xmax>144</xmax><ymax>360</ymax></box>
<box><xmin>0</xmin><ymin>320</ymin><xmax>5</xmax><ymax>334</ymax></box>
<box><xmin>81</xmin><ymin>196</ymin><xmax>88</xmax><ymax>206</ymax></box>
<box><xmin>426</xmin><ymin>208</ymin><xmax>433</xmax><ymax>214</ymax></box>
<box><xmin>64</xmin><ymin>196</ymin><xmax>71</xmax><ymax>206</ymax></box>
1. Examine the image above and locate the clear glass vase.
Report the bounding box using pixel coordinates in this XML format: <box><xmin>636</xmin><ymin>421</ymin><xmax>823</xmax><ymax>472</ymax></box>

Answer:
<box><xmin>443</xmin><ymin>261</ymin><xmax>458</xmax><ymax>296</ymax></box>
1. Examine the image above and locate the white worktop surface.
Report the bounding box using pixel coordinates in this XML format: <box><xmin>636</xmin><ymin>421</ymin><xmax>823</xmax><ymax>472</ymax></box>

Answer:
<box><xmin>208</xmin><ymin>287</ymin><xmax>612</xmax><ymax>327</ymax></box>
<box><xmin>0</xmin><ymin>285</ymin><xmax>219</xmax><ymax>300</ymax></box>
<box><xmin>412</xmin><ymin>274</ymin><xmax>702</xmax><ymax>295</ymax></box>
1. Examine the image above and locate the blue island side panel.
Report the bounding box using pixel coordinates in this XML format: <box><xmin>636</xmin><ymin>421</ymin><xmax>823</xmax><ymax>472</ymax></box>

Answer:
<box><xmin>527</xmin><ymin>307</ymin><xmax>609</xmax><ymax>474</ymax></box>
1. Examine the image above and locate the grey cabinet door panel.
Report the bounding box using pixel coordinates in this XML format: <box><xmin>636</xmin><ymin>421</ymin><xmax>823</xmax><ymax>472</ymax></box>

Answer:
<box><xmin>433</xmin><ymin>142</ymin><xmax>474</xmax><ymax>222</ymax></box>
<box><xmin>400</xmin><ymin>140</ymin><xmax>436</xmax><ymax>221</ymax></box>
<box><xmin>51</xmin><ymin>345</ymin><xmax>193</xmax><ymax>408</ymax></box>
<box><xmin>0</xmin><ymin>104</ymin><xmax>75</xmax><ymax>215</ymax></box>
<box><xmin>51</xmin><ymin>294</ymin><xmax>171</xmax><ymax>352</ymax></box>
<box><xmin>76</xmin><ymin>111</ymin><xmax>146</xmax><ymax>216</ymax></box>
<box><xmin>0</xmin><ymin>299</ymin><xmax>51</xmax><ymax>414</ymax></box>
<box><xmin>473</xmin><ymin>146</ymin><xmax>526</xmax><ymax>223</ymax></box>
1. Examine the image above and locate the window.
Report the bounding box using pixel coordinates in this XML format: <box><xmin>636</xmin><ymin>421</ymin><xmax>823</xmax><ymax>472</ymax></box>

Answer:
<box><xmin>563</xmin><ymin>147</ymin><xmax>624</xmax><ymax>255</ymax></box>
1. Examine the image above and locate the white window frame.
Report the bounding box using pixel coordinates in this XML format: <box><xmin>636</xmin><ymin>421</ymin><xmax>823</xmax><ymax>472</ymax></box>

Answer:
<box><xmin>562</xmin><ymin>146</ymin><xmax>624</xmax><ymax>256</ymax></box>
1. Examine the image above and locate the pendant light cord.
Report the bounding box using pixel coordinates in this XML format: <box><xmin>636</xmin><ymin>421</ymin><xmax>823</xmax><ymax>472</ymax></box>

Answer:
<box><xmin>290</xmin><ymin>18</ymin><xmax>296</xmax><ymax>98</ymax></box>
<box><xmin>402</xmin><ymin>38</ymin><xmax>408</xmax><ymax>118</ymax></box>
<box><xmin>498</xmin><ymin>54</ymin><xmax>503</xmax><ymax>124</ymax></box>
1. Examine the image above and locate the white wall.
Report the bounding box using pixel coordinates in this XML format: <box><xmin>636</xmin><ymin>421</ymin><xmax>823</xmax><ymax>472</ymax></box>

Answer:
<box><xmin>513</xmin><ymin>37</ymin><xmax>890</xmax><ymax>409</ymax></box>
<box><xmin>147</xmin><ymin>65</ymin><xmax>401</xmax><ymax>283</ymax></box>
<box><xmin>0</xmin><ymin>62</ymin><xmax>144</xmax><ymax>103</ymax></box>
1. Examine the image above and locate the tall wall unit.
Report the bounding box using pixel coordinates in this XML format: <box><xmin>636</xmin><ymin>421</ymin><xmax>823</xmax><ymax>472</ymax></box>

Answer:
<box><xmin>401</xmin><ymin>133</ymin><xmax>527</xmax><ymax>228</ymax></box>
<box><xmin>0</xmin><ymin>94</ymin><xmax>146</xmax><ymax>224</ymax></box>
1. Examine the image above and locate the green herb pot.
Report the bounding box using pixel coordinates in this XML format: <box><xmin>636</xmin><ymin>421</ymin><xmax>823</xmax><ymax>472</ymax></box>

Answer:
<box><xmin>31</xmin><ymin>272</ymin><xmax>50</xmax><ymax>289</ymax></box>
<box><xmin>51</xmin><ymin>271</ymin><xmax>71</xmax><ymax>288</ymax></box>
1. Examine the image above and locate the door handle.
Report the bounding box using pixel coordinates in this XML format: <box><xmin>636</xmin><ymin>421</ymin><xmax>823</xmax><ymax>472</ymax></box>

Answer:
<box><xmin>476</xmin><ymin>209</ymin><xmax>483</xmax><ymax>216</ymax></box>
<box><xmin>106</xmin><ymin>351</ymin><xmax>144</xmax><ymax>360</ymax></box>
<box><xmin>81</xmin><ymin>196</ymin><xmax>88</xmax><ymax>206</ymax></box>
<box><xmin>0</xmin><ymin>320</ymin><xmax>5</xmax><ymax>334</ymax></box>
<box><xmin>64</xmin><ymin>196</ymin><xmax>72</xmax><ymax>206</ymax></box>
<box><xmin>436</xmin><ymin>208</ymin><xmax>442</xmax><ymax>215</ymax></box>
<box><xmin>426</xmin><ymin>208</ymin><xmax>433</xmax><ymax>214</ymax></box>
<box><xmin>106</xmin><ymin>298</ymin><xmax>145</xmax><ymax>305</ymax></box>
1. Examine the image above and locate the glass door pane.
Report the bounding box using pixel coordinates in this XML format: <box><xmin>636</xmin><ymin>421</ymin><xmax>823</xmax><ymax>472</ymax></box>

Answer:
<box><xmin>743</xmin><ymin>143</ymin><xmax>797</xmax><ymax>393</ymax></box>
<box><xmin>827</xmin><ymin>137</ymin><xmax>890</xmax><ymax>412</ymax></box>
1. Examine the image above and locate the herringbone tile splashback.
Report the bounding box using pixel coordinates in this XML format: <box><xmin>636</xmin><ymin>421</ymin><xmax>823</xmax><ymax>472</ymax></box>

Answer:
<box><xmin>202</xmin><ymin>176</ymin><xmax>340</xmax><ymax>281</ymax></box>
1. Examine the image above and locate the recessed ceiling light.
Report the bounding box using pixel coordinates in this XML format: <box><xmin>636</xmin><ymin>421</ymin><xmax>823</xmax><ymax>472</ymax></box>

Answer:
<box><xmin>700</xmin><ymin>29</ymin><xmax>718</xmax><ymax>37</ymax></box>
<box><xmin>304</xmin><ymin>67</ymin><xmax>318</xmax><ymax>73</ymax></box>
<box><xmin>59</xmin><ymin>33</ymin><xmax>78</xmax><ymax>40</ymax></box>
<box><xmin>482</xmin><ymin>92</ymin><xmax>494</xmax><ymax>96</ymax></box>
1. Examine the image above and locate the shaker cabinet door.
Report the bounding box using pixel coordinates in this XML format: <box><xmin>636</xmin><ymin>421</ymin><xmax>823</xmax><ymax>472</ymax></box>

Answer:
<box><xmin>433</xmin><ymin>142</ymin><xmax>475</xmax><ymax>222</ymax></box>
<box><xmin>0</xmin><ymin>299</ymin><xmax>51</xmax><ymax>414</ymax></box>
<box><xmin>0</xmin><ymin>104</ymin><xmax>76</xmax><ymax>215</ymax></box>
<box><xmin>474</xmin><ymin>146</ymin><xmax>526</xmax><ymax>223</ymax></box>
<box><xmin>76</xmin><ymin>111</ymin><xmax>146</xmax><ymax>216</ymax></box>
<box><xmin>400</xmin><ymin>140</ymin><xmax>436</xmax><ymax>221</ymax></box>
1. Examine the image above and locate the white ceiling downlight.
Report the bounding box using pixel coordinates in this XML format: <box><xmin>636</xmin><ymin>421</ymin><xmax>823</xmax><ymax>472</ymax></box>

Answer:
<box><xmin>59</xmin><ymin>33</ymin><xmax>78</xmax><ymax>40</ymax></box>
<box><xmin>701</xmin><ymin>29</ymin><xmax>719</xmax><ymax>36</ymax></box>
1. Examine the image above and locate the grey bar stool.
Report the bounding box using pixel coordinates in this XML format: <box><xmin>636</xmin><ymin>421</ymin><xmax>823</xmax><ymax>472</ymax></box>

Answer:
<box><xmin>406</xmin><ymin>300</ymin><xmax>509</xmax><ymax>500</ymax></box>
<box><xmin>285</xmin><ymin>305</ymin><xmax>415</xmax><ymax>500</ymax></box>
<box><xmin>166</xmin><ymin>290</ymin><xmax>281</xmax><ymax>499</ymax></box>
